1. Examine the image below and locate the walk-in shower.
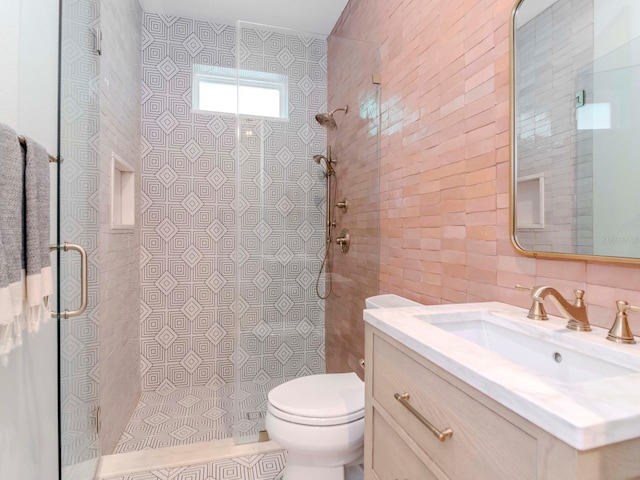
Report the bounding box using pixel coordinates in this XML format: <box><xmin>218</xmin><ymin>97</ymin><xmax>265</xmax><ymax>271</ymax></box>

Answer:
<box><xmin>0</xmin><ymin>2</ymin><xmax>378</xmax><ymax>477</ymax></box>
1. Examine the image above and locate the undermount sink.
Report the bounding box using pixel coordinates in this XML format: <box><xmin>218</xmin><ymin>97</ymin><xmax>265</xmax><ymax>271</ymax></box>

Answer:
<box><xmin>428</xmin><ymin>317</ymin><xmax>633</xmax><ymax>384</ymax></box>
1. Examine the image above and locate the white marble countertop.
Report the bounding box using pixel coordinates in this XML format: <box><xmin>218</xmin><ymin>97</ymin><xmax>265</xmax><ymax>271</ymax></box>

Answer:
<box><xmin>364</xmin><ymin>302</ymin><xmax>640</xmax><ymax>450</ymax></box>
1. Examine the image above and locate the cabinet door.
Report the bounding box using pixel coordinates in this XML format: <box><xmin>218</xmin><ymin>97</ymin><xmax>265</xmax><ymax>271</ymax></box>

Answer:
<box><xmin>372</xmin><ymin>333</ymin><xmax>537</xmax><ymax>480</ymax></box>
<box><xmin>371</xmin><ymin>409</ymin><xmax>441</xmax><ymax>480</ymax></box>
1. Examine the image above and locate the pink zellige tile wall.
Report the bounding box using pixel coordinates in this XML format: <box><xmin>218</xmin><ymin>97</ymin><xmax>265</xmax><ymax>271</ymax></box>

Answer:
<box><xmin>326</xmin><ymin>0</ymin><xmax>640</xmax><ymax>372</ymax></box>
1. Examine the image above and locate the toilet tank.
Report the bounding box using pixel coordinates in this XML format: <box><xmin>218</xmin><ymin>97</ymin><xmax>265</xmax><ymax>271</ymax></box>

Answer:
<box><xmin>365</xmin><ymin>294</ymin><xmax>422</xmax><ymax>309</ymax></box>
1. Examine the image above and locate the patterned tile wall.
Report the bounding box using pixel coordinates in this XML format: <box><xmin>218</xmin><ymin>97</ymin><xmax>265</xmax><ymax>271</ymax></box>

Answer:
<box><xmin>59</xmin><ymin>0</ymin><xmax>101</xmax><ymax>467</ymax></box>
<box><xmin>141</xmin><ymin>14</ymin><xmax>327</xmax><ymax>393</ymax></box>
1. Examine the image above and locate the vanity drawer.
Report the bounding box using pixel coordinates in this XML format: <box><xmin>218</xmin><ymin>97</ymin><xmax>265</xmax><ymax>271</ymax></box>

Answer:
<box><xmin>371</xmin><ymin>333</ymin><xmax>537</xmax><ymax>480</ymax></box>
<box><xmin>372</xmin><ymin>408</ymin><xmax>440</xmax><ymax>480</ymax></box>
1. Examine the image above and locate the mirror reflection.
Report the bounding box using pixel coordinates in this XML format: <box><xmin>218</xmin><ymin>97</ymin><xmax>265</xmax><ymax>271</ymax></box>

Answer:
<box><xmin>512</xmin><ymin>0</ymin><xmax>640</xmax><ymax>259</ymax></box>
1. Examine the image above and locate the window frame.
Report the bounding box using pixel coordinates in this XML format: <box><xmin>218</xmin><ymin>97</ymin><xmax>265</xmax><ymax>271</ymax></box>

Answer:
<box><xmin>192</xmin><ymin>65</ymin><xmax>289</xmax><ymax>120</ymax></box>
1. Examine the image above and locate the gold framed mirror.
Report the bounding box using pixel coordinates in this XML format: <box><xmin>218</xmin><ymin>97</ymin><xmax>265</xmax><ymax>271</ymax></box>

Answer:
<box><xmin>510</xmin><ymin>0</ymin><xmax>640</xmax><ymax>264</ymax></box>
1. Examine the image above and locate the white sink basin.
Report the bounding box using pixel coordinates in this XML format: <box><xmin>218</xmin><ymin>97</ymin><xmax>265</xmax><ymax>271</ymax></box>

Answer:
<box><xmin>429</xmin><ymin>318</ymin><xmax>633</xmax><ymax>384</ymax></box>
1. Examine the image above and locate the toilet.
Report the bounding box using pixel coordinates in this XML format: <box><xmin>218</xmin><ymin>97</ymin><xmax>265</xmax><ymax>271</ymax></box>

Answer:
<box><xmin>265</xmin><ymin>294</ymin><xmax>422</xmax><ymax>480</ymax></box>
<box><xmin>266</xmin><ymin>372</ymin><xmax>365</xmax><ymax>480</ymax></box>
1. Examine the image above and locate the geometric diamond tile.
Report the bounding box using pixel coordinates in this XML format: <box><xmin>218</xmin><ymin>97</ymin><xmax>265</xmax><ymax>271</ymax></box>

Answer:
<box><xmin>180</xmin><ymin>350</ymin><xmax>203</xmax><ymax>374</ymax></box>
<box><xmin>252</xmin><ymin>270</ymin><xmax>272</xmax><ymax>292</ymax></box>
<box><xmin>143</xmin><ymin>412</ymin><xmax>171</xmax><ymax>427</ymax></box>
<box><xmin>205</xmin><ymin>271</ymin><xmax>227</xmax><ymax>294</ymax></box>
<box><xmin>156</xmin><ymin>110</ymin><xmax>179</xmax><ymax>134</ymax></box>
<box><xmin>155</xmin><ymin>325</ymin><xmax>178</xmax><ymax>348</ymax></box>
<box><xmin>275</xmin><ymin>145</ymin><xmax>295</xmax><ymax>167</ymax></box>
<box><xmin>169</xmin><ymin>425</ymin><xmax>197</xmax><ymax>441</ymax></box>
<box><xmin>181</xmin><ymin>192</ymin><xmax>204</xmax><ymax>215</ymax></box>
<box><xmin>157</xmin><ymin>56</ymin><xmax>180</xmax><ymax>80</ymax></box>
<box><xmin>297</xmin><ymin>75</ymin><xmax>315</xmax><ymax>96</ymax></box>
<box><xmin>274</xmin><ymin>294</ymin><xmax>294</xmax><ymax>315</ymax></box>
<box><xmin>205</xmin><ymin>323</ymin><xmax>227</xmax><ymax>345</ymax></box>
<box><xmin>253</xmin><ymin>220</ymin><xmax>273</xmax><ymax>241</ymax></box>
<box><xmin>182</xmin><ymin>33</ymin><xmax>204</xmax><ymax>57</ymax></box>
<box><xmin>203</xmin><ymin>406</ymin><xmax>226</xmax><ymax>421</ymax></box>
<box><xmin>275</xmin><ymin>195</ymin><xmax>294</xmax><ymax>217</ymax></box>
<box><xmin>297</xmin><ymin>123</ymin><xmax>315</xmax><ymax>143</ymax></box>
<box><xmin>206</xmin><ymin>116</ymin><xmax>228</xmax><ymax>138</ymax></box>
<box><xmin>274</xmin><ymin>343</ymin><xmax>293</xmax><ymax>365</ymax></box>
<box><xmin>295</xmin><ymin>269</ymin><xmax>314</xmax><ymax>289</ymax></box>
<box><xmin>206</xmin><ymin>219</ymin><xmax>228</xmax><ymax>242</ymax></box>
<box><xmin>181</xmin><ymin>297</ymin><xmax>203</xmax><ymax>320</ymax></box>
<box><xmin>251</xmin><ymin>322</ymin><xmax>272</xmax><ymax>342</ymax></box>
<box><xmin>274</xmin><ymin>244</ymin><xmax>295</xmax><ymax>265</ymax></box>
<box><xmin>296</xmin><ymin>220</ymin><xmax>314</xmax><ymax>241</ymax></box>
<box><xmin>155</xmin><ymin>218</ymin><xmax>179</xmax><ymax>241</ymax></box>
<box><xmin>206</xmin><ymin>166</ymin><xmax>228</xmax><ymax>190</ymax></box>
<box><xmin>181</xmin><ymin>139</ymin><xmax>204</xmax><ymax>162</ymax></box>
<box><xmin>181</xmin><ymin>244</ymin><xmax>204</xmax><ymax>268</ymax></box>
<box><xmin>275</xmin><ymin>47</ymin><xmax>294</xmax><ymax>69</ymax></box>
<box><xmin>295</xmin><ymin>317</ymin><xmax>314</xmax><ymax>339</ymax></box>
<box><xmin>155</xmin><ymin>379</ymin><xmax>177</xmax><ymax>396</ymax></box>
<box><xmin>178</xmin><ymin>394</ymin><xmax>201</xmax><ymax>408</ymax></box>
<box><xmin>297</xmin><ymin>171</ymin><xmax>315</xmax><ymax>193</ymax></box>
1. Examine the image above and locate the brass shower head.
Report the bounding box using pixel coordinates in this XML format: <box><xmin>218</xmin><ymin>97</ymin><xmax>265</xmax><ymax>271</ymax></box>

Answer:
<box><xmin>315</xmin><ymin>106</ymin><xmax>348</xmax><ymax>131</ymax></box>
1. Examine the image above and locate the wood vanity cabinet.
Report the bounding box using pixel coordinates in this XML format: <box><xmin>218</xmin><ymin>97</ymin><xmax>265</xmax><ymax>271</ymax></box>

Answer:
<box><xmin>364</xmin><ymin>324</ymin><xmax>640</xmax><ymax>480</ymax></box>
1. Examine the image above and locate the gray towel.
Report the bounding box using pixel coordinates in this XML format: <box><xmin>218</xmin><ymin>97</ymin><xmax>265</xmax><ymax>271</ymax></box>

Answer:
<box><xmin>24</xmin><ymin>136</ymin><xmax>52</xmax><ymax>329</ymax></box>
<box><xmin>0</xmin><ymin>123</ymin><xmax>26</xmax><ymax>358</ymax></box>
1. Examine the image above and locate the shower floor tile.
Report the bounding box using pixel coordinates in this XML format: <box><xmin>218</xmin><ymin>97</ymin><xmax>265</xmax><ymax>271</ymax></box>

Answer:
<box><xmin>114</xmin><ymin>380</ymin><xmax>292</xmax><ymax>453</ymax></box>
<box><xmin>101</xmin><ymin>451</ymin><xmax>287</xmax><ymax>480</ymax></box>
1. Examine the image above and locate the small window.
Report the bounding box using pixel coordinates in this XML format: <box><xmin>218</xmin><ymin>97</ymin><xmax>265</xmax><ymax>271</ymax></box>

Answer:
<box><xmin>193</xmin><ymin>65</ymin><xmax>288</xmax><ymax>119</ymax></box>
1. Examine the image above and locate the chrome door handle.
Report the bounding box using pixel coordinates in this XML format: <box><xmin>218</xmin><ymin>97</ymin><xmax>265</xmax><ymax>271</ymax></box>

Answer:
<box><xmin>51</xmin><ymin>242</ymin><xmax>88</xmax><ymax>319</ymax></box>
<box><xmin>394</xmin><ymin>392</ymin><xmax>453</xmax><ymax>442</ymax></box>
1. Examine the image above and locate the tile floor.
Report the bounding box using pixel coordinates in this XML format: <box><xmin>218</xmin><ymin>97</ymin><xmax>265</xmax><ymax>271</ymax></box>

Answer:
<box><xmin>102</xmin><ymin>452</ymin><xmax>286</xmax><ymax>480</ymax></box>
<box><xmin>115</xmin><ymin>380</ymin><xmax>292</xmax><ymax>453</ymax></box>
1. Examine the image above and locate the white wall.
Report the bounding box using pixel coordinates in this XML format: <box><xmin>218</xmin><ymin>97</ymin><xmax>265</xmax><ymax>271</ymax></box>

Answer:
<box><xmin>0</xmin><ymin>0</ymin><xmax>60</xmax><ymax>479</ymax></box>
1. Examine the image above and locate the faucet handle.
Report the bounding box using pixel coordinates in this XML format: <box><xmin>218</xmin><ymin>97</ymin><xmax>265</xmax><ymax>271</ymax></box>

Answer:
<box><xmin>514</xmin><ymin>284</ymin><xmax>548</xmax><ymax>321</ymax></box>
<box><xmin>573</xmin><ymin>290</ymin><xmax>585</xmax><ymax>307</ymax></box>
<box><xmin>607</xmin><ymin>300</ymin><xmax>639</xmax><ymax>344</ymax></box>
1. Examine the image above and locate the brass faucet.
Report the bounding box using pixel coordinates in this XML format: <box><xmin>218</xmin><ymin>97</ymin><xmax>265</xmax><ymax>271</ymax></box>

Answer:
<box><xmin>515</xmin><ymin>285</ymin><xmax>591</xmax><ymax>331</ymax></box>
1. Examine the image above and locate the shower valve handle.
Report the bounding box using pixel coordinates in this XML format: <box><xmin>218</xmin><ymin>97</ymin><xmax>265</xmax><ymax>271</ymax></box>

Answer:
<box><xmin>336</xmin><ymin>229</ymin><xmax>350</xmax><ymax>254</ymax></box>
<box><xmin>335</xmin><ymin>199</ymin><xmax>348</xmax><ymax>212</ymax></box>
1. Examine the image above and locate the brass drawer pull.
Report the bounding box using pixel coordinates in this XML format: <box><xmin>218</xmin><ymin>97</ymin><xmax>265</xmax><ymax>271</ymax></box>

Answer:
<box><xmin>394</xmin><ymin>392</ymin><xmax>453</xmax><ymax>442</ymax></box>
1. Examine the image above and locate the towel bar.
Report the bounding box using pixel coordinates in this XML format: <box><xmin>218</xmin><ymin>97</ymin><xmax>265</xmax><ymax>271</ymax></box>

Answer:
<box><xmin>18</xmin><ymin>135</ymin><xmax>58</xmax><ymax>163</ymax></box>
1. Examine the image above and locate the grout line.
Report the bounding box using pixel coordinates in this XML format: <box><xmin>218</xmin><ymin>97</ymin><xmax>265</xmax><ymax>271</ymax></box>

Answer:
<box><xmin>98</xmin><ymin>438</ymin><xmax>283</xmax><ymax>478</ymax></box>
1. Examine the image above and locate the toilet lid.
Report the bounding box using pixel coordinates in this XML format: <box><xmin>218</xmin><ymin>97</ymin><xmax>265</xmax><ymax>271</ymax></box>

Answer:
<box><xmin>268</xmin><ymin>373</ymin><xmax>364</xmax><ymax>424</ymax></box>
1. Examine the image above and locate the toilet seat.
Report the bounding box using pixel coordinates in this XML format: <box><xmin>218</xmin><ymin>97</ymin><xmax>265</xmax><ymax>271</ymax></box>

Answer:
<box><xmin>267</xmin><ymin>372</ymin><xmax>364</xmax><ymax>426</ymax></box>
<box><xmin>268</xmin><ymin>402</ymin><xmax>364</xmax><ymax>426</ymax></box>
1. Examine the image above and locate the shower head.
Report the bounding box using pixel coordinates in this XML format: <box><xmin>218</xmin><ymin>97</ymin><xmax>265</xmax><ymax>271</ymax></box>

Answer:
<box><xmin>315</xmin><ymin>106</ymin><xmax>349</xmax><ymax>131</ymax></box>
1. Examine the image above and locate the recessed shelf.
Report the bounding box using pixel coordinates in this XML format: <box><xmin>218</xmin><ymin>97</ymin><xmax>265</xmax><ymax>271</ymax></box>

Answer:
<box><xmin>517</xmin><ymin>173</ymin><xmax>544</xmax><ymax>230</ymax></box>
<box><xmin>111</xmin><ymin>153</ymin><xmax>135</xmax><ymax>230</ymax></box>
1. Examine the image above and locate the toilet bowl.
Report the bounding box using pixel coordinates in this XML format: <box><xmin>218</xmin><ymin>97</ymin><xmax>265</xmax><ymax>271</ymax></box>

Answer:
<box><xmin>265</xmin><ymin>372</ymin><xmax>365</xmax><ymax>480</ymax></box>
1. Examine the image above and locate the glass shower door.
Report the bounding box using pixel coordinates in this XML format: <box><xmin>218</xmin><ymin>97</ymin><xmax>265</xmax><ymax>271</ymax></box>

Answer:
<box><xmin>234</xmin><ymin>21</ymin><xmax>328</xmax><ymax>443</ymax></box>
<box><xmin>58</xmin><ymin>0</ymin><xmax>102</xmax><ymax>477</ymax></box>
